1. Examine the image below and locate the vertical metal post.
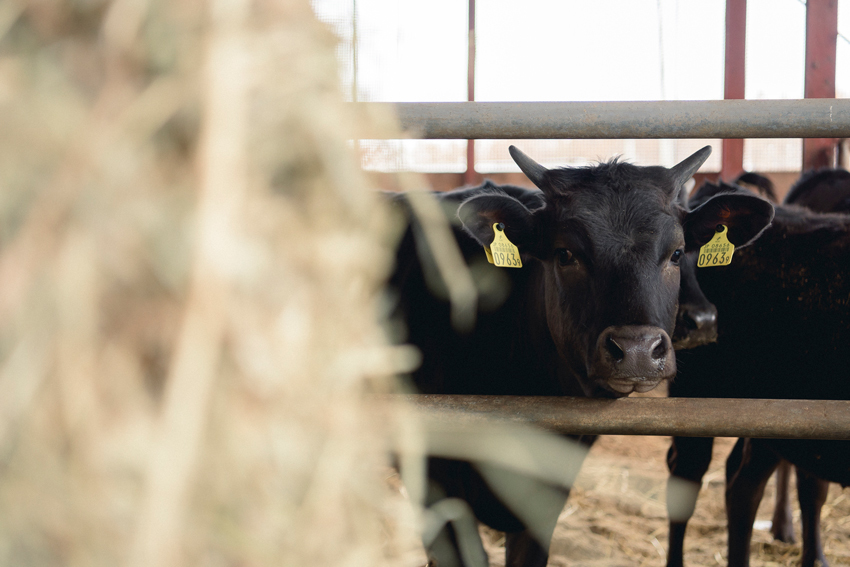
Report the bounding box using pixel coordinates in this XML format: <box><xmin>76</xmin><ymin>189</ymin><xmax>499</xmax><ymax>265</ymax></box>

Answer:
<box><xmin>464</xmin><ymin>0</ymin><xmax>477</xmax><ymax>186</ymax></box>
<box><xmin>721</xmin><ymin>0</ymin><xmax>746</xmax><ymax>180</ymax></box>
<box><xmin>803</xmin><ymin>0</ymin><xmax>838</xmax><ymax>170</ymax></box>
<box><xmin>351</xmin><ymin>0</ymin><xmax>358</xmax><ymax>102</ymax></box>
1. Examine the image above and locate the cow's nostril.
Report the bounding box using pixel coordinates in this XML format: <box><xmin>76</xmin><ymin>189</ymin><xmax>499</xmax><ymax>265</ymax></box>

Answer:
<box><xmin>606</xmin><ymin>335</ymin><xmax>625</xmax><ymax>362</ymax></box>
<box><xmin>651</xmin><ymin>338</ymin><xmax>668</xmax><ymax>361</ymax></box>
<box><xmin>594</xmin><ymin>325</ymin><xmax>676</xmax><ymax>387</ymax></box>
<box><xmin>685</xmin><ymin>309</ymin><xmax>717</xmax><ymax>330</ymax></box>
<box><xmin>696</xmin><ymin>310</ymin><xmax>718</xmax><ymax>329</ymax></box>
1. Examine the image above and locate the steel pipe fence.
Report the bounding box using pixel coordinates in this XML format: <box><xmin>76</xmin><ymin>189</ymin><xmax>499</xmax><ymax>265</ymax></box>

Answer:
<box><xmin>372</xmin><ymin>98</ymin><xmax>850</xmax><ymax>440</ymax></box>
<box><xmin>356</xmin><ymin>99</ymin><xmax>850</xmax><ymax>139</ymax></box>
<box><xmin>399</xmin><ymin>396</ymin><xmax>850</xmax><ymax>440</ymax></box>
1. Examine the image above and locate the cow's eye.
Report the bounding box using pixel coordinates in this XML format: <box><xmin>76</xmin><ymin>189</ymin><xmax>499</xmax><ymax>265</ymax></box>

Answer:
<box><xmin>557</xmin><ymin>248</ymin><xmax>575</xmax><ymax>267</ymax></box>
<box><xmin>670</xmin><ymin>249</ymin><xmax>684</xmax><ymax>265</ymax></box>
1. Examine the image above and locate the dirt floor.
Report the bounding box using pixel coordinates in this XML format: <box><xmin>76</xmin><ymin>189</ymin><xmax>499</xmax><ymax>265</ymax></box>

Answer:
<box><xmin>394</xmin><ymin>431</ymin><xmax>850</xmax><ymax>567</ymax></box>
<box><xmin>476</xmin><ymin>434</ymin><xmax>850</xmax><ymax>567</ymax></box>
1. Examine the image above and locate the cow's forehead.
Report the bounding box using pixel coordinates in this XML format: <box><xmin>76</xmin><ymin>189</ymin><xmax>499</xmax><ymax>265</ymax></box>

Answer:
<box><xmin>549</xmin><ymin>193</ymin><xmax>683</xmax><ymax>272</ymax></box>
<box><xmin>555</xmin><ymin>187</ymin><xmax>682</xmax><ymax>237</ymax></box>
<box><xmin>545</xmin><ymin>162</ymin><xmax>685</xmax><ymax>253</ymax></box>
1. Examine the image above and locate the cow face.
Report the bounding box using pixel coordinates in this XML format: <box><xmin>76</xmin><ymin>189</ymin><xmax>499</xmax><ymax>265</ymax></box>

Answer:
<box><xmin>672</xmin><ymin>251</ymin><xmax>718</xmax><ymax>349</ymax></box>
<box><xmin>458</xmin><ymin>146</ymin><xmax>774</xmax><ymax>397</ymax></box>
<box><xmin>673</xmin><ymin>179</ymin><xmax>783</xmax><ymax>350</ymax></box>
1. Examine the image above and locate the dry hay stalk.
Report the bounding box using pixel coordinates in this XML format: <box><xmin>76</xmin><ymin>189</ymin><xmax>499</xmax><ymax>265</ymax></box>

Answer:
<box><xmin>0</xmin><ymin>1</ymin><xmax>607</xmax><ymax>565</ymax></box>
<box><xmin>0</xmin><ymin>0</ymin><xmax>421</xmax><ymax>566</ymax></box>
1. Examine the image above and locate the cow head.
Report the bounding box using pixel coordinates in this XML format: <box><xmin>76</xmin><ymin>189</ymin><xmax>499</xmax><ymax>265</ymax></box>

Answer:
<box><xmin>672</xmin><ymin>250</ymin><xmax>718</xmax><ymax>349</ymax></box>
<box><xmin>458</xmin><ymin>146</ymin><xmax>774</xmax><ymax>397</ymax></box>
<box><xmin>672</xmin><ymin>179</ymin><xmax>778</xmax><ymax>350</ymax></box>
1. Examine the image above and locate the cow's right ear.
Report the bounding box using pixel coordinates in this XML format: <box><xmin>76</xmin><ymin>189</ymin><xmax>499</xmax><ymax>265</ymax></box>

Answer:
<box><xmin>457</xmin><ymin>193</ymin><xmax>542</xmax><ymax>255</ymax></box>
<box><xmin>682</xmin><ymin>192</ymin><xmax>775</xmax><ymax>251</ymax></box>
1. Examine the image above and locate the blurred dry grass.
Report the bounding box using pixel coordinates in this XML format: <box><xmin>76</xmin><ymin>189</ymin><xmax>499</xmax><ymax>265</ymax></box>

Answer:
<box><xmin>9</xmin><ymin>4</ymin><xmax>842</xmax><ymax>567</ymax></box>
<box><xmin>0</xmin><ymin>0</ymin><xmax>428</xmax><ymax>565</ymax></box>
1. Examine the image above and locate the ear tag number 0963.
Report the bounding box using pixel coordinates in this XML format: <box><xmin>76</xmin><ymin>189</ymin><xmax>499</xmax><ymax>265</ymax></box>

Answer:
<box><xmin>697</xmin><ymin>224</ymin><xmax>735</xmax><ymax>268</ymax></box>
<box><xmin>486</xmin><ymin>223</ymin><xmax>522</xmax><ymax>268</ymax></box>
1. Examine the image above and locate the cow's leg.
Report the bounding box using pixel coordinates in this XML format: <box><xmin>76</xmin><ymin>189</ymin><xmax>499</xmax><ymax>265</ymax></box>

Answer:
<box><xmin>504</xmin><ymin>527</ymin><xmax>554</xmax><ymax>567</ymax></box>
<box><xmin>797</xmin><ymin>467</ymin><xmax>830</xmax><ymax>567</ymax></box>
<box><xmin>501</xmin><ymin>487</ymin><xmax>570</xmax><ymax>567</ymax></box>
<box><xmin>725</xmin><ymin>438</ymin><xmax>782</xmax><ymax>567</ymax></box>
<box><xmin>665</xmin><ymin>436</ymin><xmax>715</xmax><ymax>567</ymax></box>
<box><xmin>426</xmin><ymin>521</ymin><xmax>465</xmax><ymax>567</ymax></box>
<box><xmin>770</xmin><ymin>460</ymin><xmax>795</xmax><ymax>543</ymax></box>
<box><xmin>503</xmin><ymin>434</ymin><xmax>596</xmax><ymax>567</ymax></box>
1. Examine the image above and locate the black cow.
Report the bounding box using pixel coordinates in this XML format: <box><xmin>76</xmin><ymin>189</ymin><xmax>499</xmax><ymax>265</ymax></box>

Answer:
<box><xmin>389</xmin><ymin>146</ymin><xmax>775</xmax><ymax>567</ymax></box>
<box><xmin>732</xmin><ymin>172</ymin><xmax>813</xmax><ymax>549</ymax></box>
<box><xmin>735</xmin><ymin>171</ymin><xmax>779</xmax><ymax>203</ymax></box>
<box><xmin>674</xmin><ymin>171</ymin><xmax>808</xmax><ymax>547</ymax></box>
<box><xmin>673</xmin><ymin>171</ymin><xmax>777</xmax><ymax>349</ymax></box>
<box><xmin>784</xmin><ymin>168</ymin><xmax>850</xmax><ymax>213</ymax></box>
<box><xmin>670</xmin><ymin>171</ymin><xmax>848</xmax><ymax>564</ymax></box>
<box><xmin>765</xmin><ymin>167</ymin><xmax>850</xmax><ymax>557</ymax></box>
<box><xmin>665</xmin><ymin>181</ymin><xmax>850</xmax><ymax>567</ymax></box>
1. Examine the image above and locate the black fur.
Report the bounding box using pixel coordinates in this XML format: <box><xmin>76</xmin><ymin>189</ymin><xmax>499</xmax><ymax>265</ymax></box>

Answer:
<box><xmin>735</xmin><ymin>171</ymin><xmax>778</xmax><ymax>203</ymax></box>
<box><xmin>388</xmin><ymin>156</ymin><xmax>772</xmax><ymax>566</ymax></box>
<box><xmin>666</xmin><ymin>184</ymin><xmax>850</xmax><ymax>567</ymax></box>
<box><xmin>784</xmin><ymin>168</ymin><xmax>850</xmax><ymax>213</ymax></box>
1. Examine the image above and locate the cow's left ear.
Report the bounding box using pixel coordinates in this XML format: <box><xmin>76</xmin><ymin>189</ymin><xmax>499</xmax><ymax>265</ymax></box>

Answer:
<box><xmin>457</xmin><ymin>192</ymin><xmax>542</xmax><ymax>255</ymax></box>
<box><xmin>682</xmin><ymin>193</ymin><xmax>775</xmax><ymax>251</ymax></box>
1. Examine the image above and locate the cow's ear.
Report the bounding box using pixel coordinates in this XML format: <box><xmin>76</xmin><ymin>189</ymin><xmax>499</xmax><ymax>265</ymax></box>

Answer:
<box><xmin>457</xmin><ymin>192</ymin><xmax>541</xmax><ymax>254</ymax></box>
<box><xmin>682</xmin><ymin>193</ymin><xmax>774</xmax><ymax>251</ymax></box>
<box><xmin>677</xmin><ymin>177</ymin><xmax>696</xmax><ymax>210</ymax></box>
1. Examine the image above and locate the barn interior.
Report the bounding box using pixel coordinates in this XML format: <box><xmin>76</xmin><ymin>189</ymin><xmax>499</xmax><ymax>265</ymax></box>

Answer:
<box><xmin>313</xmin><ymin>0</ymin><xmax>850</xmax><ymax>565</ymax></box>
<box><xmin>316</xmin><ymin>0</ymin><xmax>849</xmax><ymax>200</ymax></box>
<box><xmin>0</xmin><ymin>1</ymin><xmax>847</xmax><ymax>567</ymax></box>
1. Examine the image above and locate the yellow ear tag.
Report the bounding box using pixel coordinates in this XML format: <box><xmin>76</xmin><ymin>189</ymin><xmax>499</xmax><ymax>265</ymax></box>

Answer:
<box><xmin>697</xmin><ymin>225</ymin><xmax>735</xmax><ymax>268</ymax></box>
<box><xmin>484</xmin><ymin>246</ymin><xmax>495</xmax><ymax>264</ymax></box>
<box><xmin>489</xmin><ymin>223</ymin><xmax>522</xmax><ymax>268</ymax></box>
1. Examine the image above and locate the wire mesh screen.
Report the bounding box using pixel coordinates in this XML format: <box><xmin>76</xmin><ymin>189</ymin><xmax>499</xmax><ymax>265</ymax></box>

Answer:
<box><xmin>744</xmin><ymin>139</ymin><xmax>803</xmax><ymax>172</ymax></box>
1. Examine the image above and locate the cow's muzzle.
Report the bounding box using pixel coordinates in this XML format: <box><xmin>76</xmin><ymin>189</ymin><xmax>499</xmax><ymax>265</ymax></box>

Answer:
<box><xmin>672</xmin><ymin>301</ymin><xmax>718</xmax><ymax>350</ymax></box>
<box><xmin>590</xmin><ymin>325</ymin><xmax>676</xmax><ymax>395</ymax></box>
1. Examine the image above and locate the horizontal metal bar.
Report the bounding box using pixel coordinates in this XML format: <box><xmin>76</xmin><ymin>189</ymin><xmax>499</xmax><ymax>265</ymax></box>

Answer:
<box><xmin>399</xmin><ymin>395</ymin><xmax>850</xmax><ymax>440</ymax></box>
<box><xmin>356</xmin><ymin>99</ymin><xmax>850</xmax><ymax>139</ymax></box>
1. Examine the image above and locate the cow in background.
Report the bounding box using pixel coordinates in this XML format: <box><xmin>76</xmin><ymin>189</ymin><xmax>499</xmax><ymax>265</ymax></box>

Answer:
<box><xmin>681</xmin><ymin>170</ymin><xmax>811</xmax><ymax>548</ymax></box>
<box><xmin>389</xmin><ymin>146</ymin><xmax>775</xmax><ymax>567</ymax></box>
<box><xmin>665</xmin><ymin>181</ymin><xmax>850</xmax><ymax>567</ymax></box>
<box><xmin>735</xmin><ymin>171</ymin><xmax>779</xmax><ymax>203</ymax></box>
<box><xmin>673</xmin><ymin>171</ymin><xmax>777</xmax><ymax>349</ymax></box>
<box><xmin>784</xmin><ymin>168</ymin><xmax>850</xmax><ymax>213</ymax></box>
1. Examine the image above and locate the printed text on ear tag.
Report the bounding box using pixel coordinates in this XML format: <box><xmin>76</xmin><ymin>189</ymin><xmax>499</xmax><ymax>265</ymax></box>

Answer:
<box><xmin>697</xmin><ymin>225</ymin><xmax>735</xmax><ymax>267</ymax></box>
<box><xmin>490</xmin><ymin>223</ymin><xmax>522</xmax><ymax>268</ymax></box>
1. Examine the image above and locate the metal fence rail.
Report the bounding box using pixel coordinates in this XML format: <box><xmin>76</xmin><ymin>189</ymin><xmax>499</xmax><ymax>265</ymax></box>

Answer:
<box><xmin>402</xmin><ymin>395</ymin><xmax>850</xmax><ymax>440</ymax></box>
<box><xmin>357</xmin><ymin>99</ymin><xmax>850</xmax><ymax>139</ymax></box>
<box><xmin>374</xmin><ymin>98</ymin><xmax>850</xmax><ymax>440</ymax></box>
